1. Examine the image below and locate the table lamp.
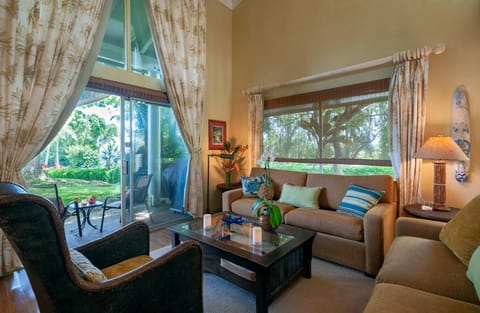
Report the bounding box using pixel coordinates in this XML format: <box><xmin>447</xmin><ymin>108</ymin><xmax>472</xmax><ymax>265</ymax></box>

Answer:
<box><xmin>414</xmin><ymin>135</ymin><xmax>469</xmax><ymax>211</ymax></box>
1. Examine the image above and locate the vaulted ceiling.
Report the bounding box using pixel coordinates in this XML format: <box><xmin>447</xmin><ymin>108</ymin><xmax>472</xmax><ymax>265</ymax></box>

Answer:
<box><xmin>217</xmin><ymin>0</ymin><xmax>242</xmax><ymax>10</ymax></box>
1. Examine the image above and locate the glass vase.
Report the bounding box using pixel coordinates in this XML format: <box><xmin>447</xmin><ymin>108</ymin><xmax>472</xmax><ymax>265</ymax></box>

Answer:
<box><xmin>225</xmin><ymin>172</ymin><xmax>231</xmax><ymax>186</ymax></box>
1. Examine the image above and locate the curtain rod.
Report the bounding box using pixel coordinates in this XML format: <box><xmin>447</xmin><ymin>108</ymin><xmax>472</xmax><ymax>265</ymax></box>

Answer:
<box><xmin>244</xmin><ymin>43</ymin><xmax>446</xmax><ymax>95</ymax></box>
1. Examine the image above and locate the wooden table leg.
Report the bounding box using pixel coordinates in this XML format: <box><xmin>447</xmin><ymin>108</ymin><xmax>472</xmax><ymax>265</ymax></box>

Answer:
<box><xmin>303</xmin><ymin>237</ymin><xmax>314</xmax><ymax>278</ymax></box>
<box><xmin>255</xmin><ymin>268</ymin><xmax>269</xmax><ymax>313</ymax></box>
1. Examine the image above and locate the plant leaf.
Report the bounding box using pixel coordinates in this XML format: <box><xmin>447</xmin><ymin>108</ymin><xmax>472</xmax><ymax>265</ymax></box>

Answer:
<box><xmin>251</xmin><ymin>198</ymin><xmax>264</xmax><ymax>216</ymax></box>
<box><xmin>270</xmin><ymin>205</ymin><xmax>282</xmax><ymax>228</ymax></box>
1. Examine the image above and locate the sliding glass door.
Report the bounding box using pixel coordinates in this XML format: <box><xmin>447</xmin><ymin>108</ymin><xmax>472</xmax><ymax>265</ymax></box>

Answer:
<box><xmin>121</xmin><ymin>98</ymin><xmax>189</xmax><ymax>227</ymax></box>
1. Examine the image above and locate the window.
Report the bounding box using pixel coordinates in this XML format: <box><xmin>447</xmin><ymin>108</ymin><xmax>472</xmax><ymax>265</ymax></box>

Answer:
<box><xmin>263</xmin><ymin>78</ymin><xmax>393</xmax><ymax>175</ymax></box>
<box><xmin>97</xmin><ymin>0</ymin><xmax>162</xmax><ymax>80</ymax></box>
<box><xmin>23</xmin><ymin>0</ymin><xmax>189</xmax><ymax>232</ymax></box>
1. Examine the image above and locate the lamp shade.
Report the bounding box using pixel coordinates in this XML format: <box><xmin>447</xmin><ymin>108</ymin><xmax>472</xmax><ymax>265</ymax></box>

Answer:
<box><xmin>414</xmin><ymin>136</ymin><xmax>469</xmax><ymax>161</ymax></box>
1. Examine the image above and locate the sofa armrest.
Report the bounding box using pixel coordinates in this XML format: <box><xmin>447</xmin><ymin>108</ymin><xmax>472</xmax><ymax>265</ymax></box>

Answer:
<box><xmin>363</xmin><ymin>202</ymin><xmax>397</xmax><ymax>275</ymax></box>
<box><xmin>395</xmin><ymin>217</ymin><xmax>445</xmax><ymax>241</ymax></box>
<box><xmin>222</xmin><ymin>188</ymin><xmax>243</xmax><ymax>212</ymax></box>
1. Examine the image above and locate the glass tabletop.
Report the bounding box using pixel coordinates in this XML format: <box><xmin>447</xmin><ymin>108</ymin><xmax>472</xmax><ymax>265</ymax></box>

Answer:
<box><xmin>173</xmin><ymin>214</ymin><xmax>294</xmax><ymax>256</ymax></box>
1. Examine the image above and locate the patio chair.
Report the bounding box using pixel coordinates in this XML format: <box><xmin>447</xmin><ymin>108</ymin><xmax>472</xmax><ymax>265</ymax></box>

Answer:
<box><xmin>0</xmin><ymin>181</ymin><xmax>203</xmax><ymax>313</ymax></box>
<box><xmin>100</xmin><ymin>174</ymin><xmax>154</xmax><ymax>232</ymax></box>
<box><xmin>30</xmin><ymin>183</ymin><xmax>87</xmax><ymax>236</ymax></box>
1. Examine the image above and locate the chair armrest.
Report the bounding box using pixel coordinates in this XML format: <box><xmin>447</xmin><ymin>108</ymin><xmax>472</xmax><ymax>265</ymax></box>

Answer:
<box><xmin>395</xmin><ymin>217</ymin><xmax>445</xmax><ymax>240</ymax></box>
<box><xmin>72</xmin><ymin>241</ymin><xmax>204</xmax><ymax>313</ymax></box>
<box><xmin>104</xmin><ymin>194</ymin><xmax>121</xmax><ymax>204</ymax></box>
<box><xmin>222</xmin><ymin>188</ymin><xmax>243</xmax><ymax>212</ymax></box>
<box><xmin>76</xmin><ymin>221</ymin><xmax>150</xmax><ymax>268</ymax></box>
<box><xmin>363</xmin><ymin>202</ymin><xmax>397</xmax><ymax>275</ymax></box>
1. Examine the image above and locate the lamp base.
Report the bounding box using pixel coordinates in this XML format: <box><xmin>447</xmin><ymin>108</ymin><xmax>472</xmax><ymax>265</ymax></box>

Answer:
<box><xmin>433</xmin><ymin>205</ymin><xmax>451</xmax><ymax>212</ymax></box>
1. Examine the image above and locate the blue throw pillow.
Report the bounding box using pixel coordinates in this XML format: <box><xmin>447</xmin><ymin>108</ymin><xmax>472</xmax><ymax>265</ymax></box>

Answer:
<box><xmin>337</xmin><ymin>184</ymin><xmax>384</xmax><ymax>219</ymax></box>
<box><xmin>240</xmin><ymin>175</ymin><xmax>266</xmax><ymax>197</ymax></box>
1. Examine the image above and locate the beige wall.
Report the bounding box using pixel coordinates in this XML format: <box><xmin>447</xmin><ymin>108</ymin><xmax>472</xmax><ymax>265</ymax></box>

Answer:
<box><xmin>230</xmin><ymin>0</ymin><xmax>480</xmax><ymax>208</ymax></box>
<box><xmin>204</xmin><ymin>0</ymin><xmax>233</xmax><ymax>211</ymax></box>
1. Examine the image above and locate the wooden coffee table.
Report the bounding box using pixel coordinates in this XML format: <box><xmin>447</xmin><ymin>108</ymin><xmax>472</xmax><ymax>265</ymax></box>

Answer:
<box><xmin>169</xmin><ymin>213</ymin><xmax>316</xmax><ymax>313</ymax></box>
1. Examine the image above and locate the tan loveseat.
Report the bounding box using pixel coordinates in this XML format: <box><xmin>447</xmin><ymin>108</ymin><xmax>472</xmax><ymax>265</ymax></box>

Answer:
<box><xmin>222</xmin><ymin>168</ymin><xmax>397</xmax><ymax>276</ymax></box>
<box><xmin>363</xmin><ymin>217</ymin><xmax>480</xmax><ymax>313</ymax></box>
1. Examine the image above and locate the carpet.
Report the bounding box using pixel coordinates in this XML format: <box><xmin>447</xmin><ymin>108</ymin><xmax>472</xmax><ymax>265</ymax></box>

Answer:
<box><xmin>153</xmin><ymin>247</ymin><xmax>374</xmax><ymax>313</ymax></box>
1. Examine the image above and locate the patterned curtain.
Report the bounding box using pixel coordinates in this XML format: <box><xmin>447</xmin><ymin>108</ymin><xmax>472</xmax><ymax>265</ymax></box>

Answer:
<box><xmin>0</xmin><ymin>0</ymin><xmax>111</xmax><ymax>276</ymax></box>
<box><xmin>147</xmin><ymin>0</ymin><xmax>207</xmax><ymax>217</ymax></box>
<box><xmin>389</xmin><ymin>49</ymin><xmax>429</xmax><ymax>215</ymax></box>
<box><xmin>247</xmin><ymin>89</ymin><xmax>264</xmax><ymax>168</ymax></box>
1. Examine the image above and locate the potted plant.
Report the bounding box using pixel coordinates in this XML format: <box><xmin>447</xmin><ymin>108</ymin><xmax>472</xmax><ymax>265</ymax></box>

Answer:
<box><xmin>256</xmin><ymin>150</ymin><xmax>275</xmax><ymax>199</ymax></box>
<box><xmin>251</xmin><ymin>197</ymin><xmax>282</xmax><ymax>231</ymax></box>
<box><xmin>214</xmin><ymin>141</ymin><xmax>248</xmax><ymax>185</ymax></box>
<box><xmin>251</xmin><ymin>150</ymin><xmax>281</xmax><ymax>230</ymax></box>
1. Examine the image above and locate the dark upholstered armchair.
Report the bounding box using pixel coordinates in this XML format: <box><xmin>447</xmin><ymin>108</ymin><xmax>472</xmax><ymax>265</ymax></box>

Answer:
<box><xmin>0</xmin><ymin>182</ymin><xmax>203</xmax><ymax>313</ymax></box>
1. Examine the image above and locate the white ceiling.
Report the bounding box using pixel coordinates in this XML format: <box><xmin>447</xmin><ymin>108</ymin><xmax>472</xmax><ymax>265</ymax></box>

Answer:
<box><xmin>217</xmin><ymin>0</ymin><xmax>242</xmax><ymax>10</ymax></box>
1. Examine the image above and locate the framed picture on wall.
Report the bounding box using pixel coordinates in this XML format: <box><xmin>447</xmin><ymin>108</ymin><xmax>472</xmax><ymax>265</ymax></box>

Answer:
<box><xmin>208</xmin><ymin>120</ymin><xmax>226</xmax><ymax>150</ymax></box>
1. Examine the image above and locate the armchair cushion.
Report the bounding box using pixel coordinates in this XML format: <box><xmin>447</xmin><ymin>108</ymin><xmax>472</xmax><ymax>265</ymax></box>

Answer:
<box><xmin>70</xmin><ymin>249</ymin><xmax>107</xmax><ymax>282</ymax></box>
<box><xmin>439</xmin><ymin>194</ymin><xmax>480</xmax><ymax>265</ymax></box>
<box><xmin>467</xmin><ymin>246</ymin><xmax>480</xmax><ymax>300</ymax></box>
<box><xmin>102</xmin><ymin>255</ymin><xmax>153</xmax><ymax>279</ymax></box>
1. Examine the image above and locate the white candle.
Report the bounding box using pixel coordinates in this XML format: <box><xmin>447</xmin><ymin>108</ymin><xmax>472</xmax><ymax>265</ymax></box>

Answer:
<box><xmin>203</xmin><ymin>214</ymin><xmax>212</xmax><ymax>229</ymax></box>
<box><xmin>252</xmin><ymin>226</ymin><xmax>262</xmax><ymax>245</ymax></box>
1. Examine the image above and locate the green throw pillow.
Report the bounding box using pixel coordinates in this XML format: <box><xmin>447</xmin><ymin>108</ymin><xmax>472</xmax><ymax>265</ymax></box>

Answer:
<box><xmin>70</xmin><ymin>249</ymin><xmax>107</xmax><ymax>282</ymax></box>
<box><xmin>440</xmin><ymin>194</ymin><xmax>480</xmax><ymax>265</ymax></box>
<box><xmin>467</xmin><ymin>245</ymin><xmax>480</xmax><ymax>301</ymax></box>
<box><xmin>278</xmin><ymin>184</ymin><xmax>322</xmax><ymax>209</ymax></box>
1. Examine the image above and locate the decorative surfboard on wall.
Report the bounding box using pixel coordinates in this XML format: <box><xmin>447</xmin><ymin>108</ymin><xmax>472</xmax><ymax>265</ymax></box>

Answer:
<box><xmin>451</xmin><ymin>85</ymin><xmax>471</xmax><ymax>182</ymax></box>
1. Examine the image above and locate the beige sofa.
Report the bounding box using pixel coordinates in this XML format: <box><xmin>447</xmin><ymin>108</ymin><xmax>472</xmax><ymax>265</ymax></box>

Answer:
<box><xmin>222</xmin><ymin>167</ymin><xmax>397</xmax><ymax>276</ymax></box>
<box><xmin>363</xmin><ymin>217</ymin><xmax>480</xmax><ymax>313</ymax></box>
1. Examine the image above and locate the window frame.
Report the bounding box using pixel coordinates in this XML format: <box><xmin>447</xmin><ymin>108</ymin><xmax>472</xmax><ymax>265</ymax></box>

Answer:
<box><xmin>263</xmin><ymin>78</ymin><xmax>391</xmax><ymax>167</ymax></box>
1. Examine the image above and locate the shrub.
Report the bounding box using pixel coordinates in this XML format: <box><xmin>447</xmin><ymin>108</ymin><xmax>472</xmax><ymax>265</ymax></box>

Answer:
<box><xmin>45</xmin><ymin>167</ymin><xmax>120</xmax><ymax>184</ymax></box>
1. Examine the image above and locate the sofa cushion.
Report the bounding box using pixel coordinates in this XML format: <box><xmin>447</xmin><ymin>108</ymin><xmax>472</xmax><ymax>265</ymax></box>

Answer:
<box><xmin>439</xmin><ymin>194</ymin><xmax>480</xmax><ymax>265</ymax></box>
<box><xmin>364</xmin><ymin>283</ymin><xmax>480</xmax><ymax>313</ymax></box>
<box><xmin>240</xmin><ymin>175</ymin><xmax>266</xmax><ymax>197</ymax></box>
<box><xmin>231</xmin><ymin>198</ymin><xmax>295</xmax><ymax>220</ymax></box>
<box><xmin>250</xmin><ymin>167</ymin><xmax>307</xmax><ymax>199</ymax></box>
<box><xmin>284</xmin><ymin>208</ymin><xmax>364</xmax><ymax>241</ymax></box>
<box><xmin>70</xmin><ymin>249</ymin><xmax>107</xmax><ymax>282</ymax></box>
<box><xmin>337</xmin><ymin>185</ymin><xmax>384</xmax><ymax>219</ymax></box>
<box><xmin>278</xmin><ymin>184</ymin><xmax>322</xmax><ymax>209</ymax></box>
<box><xmin>467</xmin><ymin>245</ymin><xmax>480</xmax><ymax>301</ymax></box>
<box><xmin>376</xmin><ymin>236</ymin><xmax>479</xmax><ymax>304</ymax></box>
<box><xmin>306</xmin><ymin>173</ymin><xmax>394</xmax><ymax>209</ymax></box>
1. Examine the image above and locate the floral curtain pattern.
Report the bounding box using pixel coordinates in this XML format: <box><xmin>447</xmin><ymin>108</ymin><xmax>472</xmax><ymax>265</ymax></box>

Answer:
<box><xmin>389</xmin><ymin>49</ymin><xmax>429</xmax><ymax>215</ymax></box>
<box><xmin>0</xmin><ymin>0</ymin><xmax>110</xmax><ymax>276</ymax></box>
<box><xmin>147</xmin><ymin>0</ymin><xmax>207</xmax><ymax>217</ymax></box>
<box><xmin>247</xmin><ymin>89</ymin><xmax>264</xmax><ymax>168</ymax></box>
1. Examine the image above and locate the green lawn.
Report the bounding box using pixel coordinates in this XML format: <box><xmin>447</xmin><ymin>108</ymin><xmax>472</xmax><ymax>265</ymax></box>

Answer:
<box><xmin>28</xmin><ymin>179</ymin><xmax>120</xmax><ymax>204</ymax></box>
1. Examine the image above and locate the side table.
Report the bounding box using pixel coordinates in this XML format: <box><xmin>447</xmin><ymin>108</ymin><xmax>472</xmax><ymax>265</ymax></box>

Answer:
<box><xmin>404</xmin><ymin>204</ymin><xmax>460</xmax><ymax>222</ymax></box>
<box><xmin>213</xmin><ymin>183</ymin><xmax>241</xmax><ymax>213</ymax></box>
<box><xmin>216</xmin><ymin>183</ymin><xmax>241</xmax><ymax>193</ymax></box>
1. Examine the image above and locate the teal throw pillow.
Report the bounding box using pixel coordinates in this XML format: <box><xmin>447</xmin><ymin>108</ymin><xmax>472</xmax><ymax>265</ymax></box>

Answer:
<box><xmin>240</xmin><ymin>175</ymin><xmax>266</xmax><ymax>197</ymax></box>
<box><xmin>278</xmin><ymin>184</ymin><xmax>322</xmax><ymax>209</ymax></box>
<box><xmin>337</xmin><ymin>184</ymin><xmax>384</xmax><ymax>219</ymax></box>
<box><xmin>467</xmin><ymin>245</ymin><xmax>480</xmax><ymax>300</ymax></box>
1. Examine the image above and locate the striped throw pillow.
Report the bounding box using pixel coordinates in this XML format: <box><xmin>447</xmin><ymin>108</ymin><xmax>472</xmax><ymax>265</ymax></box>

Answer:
<box><xmin>70</xmin><ymin>249</ymin><xmax>107</xmax><ymax>282</ymax></box>
<box><xmin>337</xmin><ymin>185</ymin><xmax>384</xmax><ymax>219</ymax></box>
